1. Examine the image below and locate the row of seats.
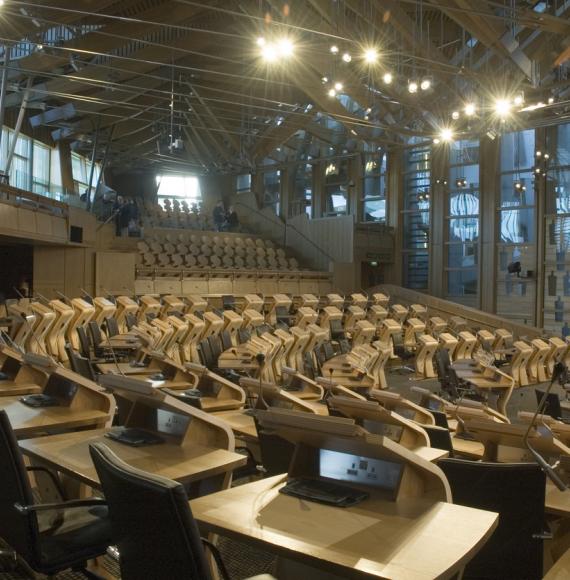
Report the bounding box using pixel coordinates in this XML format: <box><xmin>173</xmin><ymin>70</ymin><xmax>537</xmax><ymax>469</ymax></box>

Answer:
<box><xmin>137</xmin><ymin>232</ymin><xmax>301</xmax><ymax>271</ymax></box>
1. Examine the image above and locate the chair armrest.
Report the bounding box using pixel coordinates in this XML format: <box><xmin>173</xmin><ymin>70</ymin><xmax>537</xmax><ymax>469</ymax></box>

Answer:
<box><xmin>201</xmin><ymin>538</ymin><xmax>231</xmax><ymax>580</ymax></box>
<box><xmin>15</xmin><ymin>497</ymin><xmax>107</xmax><ymax>515</ymax></box>
<box><xmin>25</xmin><ymin>465</ymin><xmax>65</xmax><ymax>500</ymax></box>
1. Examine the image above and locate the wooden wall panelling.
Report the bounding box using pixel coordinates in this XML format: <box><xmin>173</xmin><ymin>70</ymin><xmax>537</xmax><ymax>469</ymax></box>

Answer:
<box><xmin>95</xmin><ymin>252</ymin><xmax>135</xmax><ymax>295</ymax></box>
<box><xmin>33</xmin><ymin>247</ymin><xmax>66</xmax><ymax>298</ymax></box>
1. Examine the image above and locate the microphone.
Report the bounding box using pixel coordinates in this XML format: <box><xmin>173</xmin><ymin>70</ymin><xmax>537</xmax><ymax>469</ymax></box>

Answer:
<box><xmin>523</xmin><ymin>362</ymin><xmax>568</xmax><ymax>491</ymax></box>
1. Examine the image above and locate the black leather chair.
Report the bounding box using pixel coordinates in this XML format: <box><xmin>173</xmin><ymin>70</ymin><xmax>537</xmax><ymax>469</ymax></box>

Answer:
<box><xmin>125</xmin><ymin>312</ymin><xmax>137</xmax><ymax>331</ymax></box>
<box><xmin>89</xmin><ymin>442</ymin><xmax>273</xmax><ymax>580</ymax></box>
<box><xmin>438</xmin><ymin>458</ymin><xmax>545</xmax><ymax>579</ymax></box>
<box><xmin>104</xmin><ymin>316</ymin><xmax>120</xmax><ymax>338</ymax></box>
<box><xmin>0</xmin><ymin>411</ymin><xmax>111</xmax><ymax>576</ymax></box>
<box><xmin>253</xmin><ymin>416</ymin><xmax>295</xmax><ymax>477</ymax></box>
<box><xmin>422</xmin><ymin>425</ymin><xmax>454</xmax><ymax>456</ymax></box>
<box><xmin>431</xmin><ymin>409</ymin><xmax>450</xmax><ymax>429</ymax></box>
<box><xmin>65</xmin><ymin>344</ymin><xmax>98</xmax><ymax>382</ymax></box>
<box><xmin>76</xmin><ymin>325</ymin><xmax>92</xmax><ymax>359</ymax></box>
<box><xmin>535</xmin><ymin>389</ymin><xmax>565</xmax><ymax>421</ymax></box>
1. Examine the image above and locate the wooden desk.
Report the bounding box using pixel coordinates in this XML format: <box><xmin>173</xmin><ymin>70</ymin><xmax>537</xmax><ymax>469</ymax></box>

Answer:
<box><xmin>190</xmin><ymin>474</ymin><xmax>498</xmax><ymax>580</ymax></box>
<box><xmin>545</xmin><ymin>545</ymin><xmax>570</xmax><ymax>579</ymax></box>
<box><xmin>213</xmin><ymin>410</ymin><xmax>258</xmax><ymax>439</ymax></box>
<box><xmin>545</xmin><ymin>481</ymin><xmax>570</xmax><ymax>518</ymax></box>
<box><xmin>19</xmin><ymin>429</ymin><xmax>246</xmax><ymax>490</ymax></box>
<box><xmin>0</xmin><ymin>396</ymin><xmax>111</xmax><ymax>438</ymax></box>
<box><xmin>414</xmin><ymin>446</ymin><xmax>449</xmax><ymax>462</ymax></box>
<box><xmin>0</xmin><ymin>381</ymin><xmax>41</xmax><ymax>396</ymax></box>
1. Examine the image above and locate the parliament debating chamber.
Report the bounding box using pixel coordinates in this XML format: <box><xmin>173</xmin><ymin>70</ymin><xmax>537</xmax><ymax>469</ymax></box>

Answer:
<box><xmin>3</xmin><ymin>2</ymin><xmax>570</xmax><ymax>580</ymax></box>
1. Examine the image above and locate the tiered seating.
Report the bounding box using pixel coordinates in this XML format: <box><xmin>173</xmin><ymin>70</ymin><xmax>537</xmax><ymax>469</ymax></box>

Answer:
<box><xmin>137</xmin><ymin>232</ymin><xmax>301</xmax><ymax>272</ymax></box>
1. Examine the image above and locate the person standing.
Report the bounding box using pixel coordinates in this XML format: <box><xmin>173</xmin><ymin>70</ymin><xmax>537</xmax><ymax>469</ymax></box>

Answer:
<box><xmin>212</xmin><ymin>200</ymin><xmax>225</xmax><ymax>231</ymax></box>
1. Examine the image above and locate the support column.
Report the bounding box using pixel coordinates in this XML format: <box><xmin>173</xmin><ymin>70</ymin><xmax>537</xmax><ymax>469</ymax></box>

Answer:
<box><xmin>58</xmin><ymin>141</ymin><xmax>74</xmax><ymax>195</ymax></box>
<box><xmin>430</xmin><ymin>144</ymin><xmax>448</xmax><ymax>297</ymax></box>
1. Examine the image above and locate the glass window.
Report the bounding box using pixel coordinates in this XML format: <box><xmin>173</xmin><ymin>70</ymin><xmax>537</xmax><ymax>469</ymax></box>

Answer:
<box><xmin>32</xmin><ymin>142</ymin><xmax>50</xmax><ymax>194</ymax></box>
<box><xmin>236</xmin><ymin>174</ymin><xmax>251</xmax><ymax>194</ymax></box>
<box><xmin>402</xmin><ymin>144</ymin><xmax>431</xmax><ymax>289</ymax></box>
<box><xmin>446</xmin><ymin>139</ymin><xmax>480</xmax><ymax>304</ymax></box>
<box><xmin>262</xmin><ymin>170</ymin><xmax>280</xmax><ymax>214</ymax></box>
<box><xmin>325</xmin><ymin>159</ymin><xmax>349</xmax><ymax>216</ymax></box>
<box><xmin>156</xmin><ymin>175</ymin><xmax>201</xmax><ymax>209</ymax></box>
<box><xmin>496</xmin><ymin>129</ymin><xmax>537</xmax><ymax>325</ymax></box>
<box><xmin>292</xmin><ymin>163</ymin><xmax>313</xmax><ymax>217</ymax></box>
<box><xmin>362</xmin><ymin>151</ymin><xmax>387</xmax><ymax>223</ymax></box>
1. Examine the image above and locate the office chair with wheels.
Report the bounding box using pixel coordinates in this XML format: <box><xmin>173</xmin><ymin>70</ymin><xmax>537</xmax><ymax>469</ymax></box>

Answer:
<box><xmin>89</xmin><ymin>442</ymin><xmax>273</xmax><ymax>580</ymax></box>
<box><xmin>438</xmin><ymin>458</ymin><xmax>545</xmax><ymax>579</ymax></box>
<box><xmin>0</xmin><ymin>411</ymin><xmax>111</xmax><ymax>577</ymax></box>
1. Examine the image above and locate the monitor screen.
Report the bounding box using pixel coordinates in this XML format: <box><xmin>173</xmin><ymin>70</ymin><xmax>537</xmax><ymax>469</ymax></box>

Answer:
<box><xmin>361</xmin><ymin>419</ymin><xmax>403</xmax><ymax>442</ymax></box>
<box><xmin>154</xmin><ymin>409</ymin><xmax>191</xmax><ymax>438</ymax></box>
<box><xmin>427</xmin><ymin>399</ymin><xmax>440</xmax><ymax>411</ymax></box>
<box><xmin>319</xmin><ymin>448</ymin><xmax>403</xmax><ymax>492</ymax></box>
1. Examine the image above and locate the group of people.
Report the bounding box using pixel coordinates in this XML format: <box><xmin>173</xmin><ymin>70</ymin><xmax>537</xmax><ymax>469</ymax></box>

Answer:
<box><xmin>113</xmin><ymin>196</ymin><xmax>141</xmax><ymax>237</ymax></box>
<box><xmin>212</xmin><ymin>201</ymin><xmax>239</xmax><ymax>232</ymax></box>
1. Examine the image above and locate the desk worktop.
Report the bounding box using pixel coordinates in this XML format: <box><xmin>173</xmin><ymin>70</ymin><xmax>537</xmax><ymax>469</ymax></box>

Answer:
<box><xmin>190</xmin><ymin>474</ymin><xmax>498</xmax><ymax>580</ymax></box>
<box><xmin>19</xmin><ymin>429</ymin><xmax>246</xmax><ymax>490</ymax></box>
<box><xmin>0</xmin><ymin>396</ymin><xmax>110</xmax><ymax>438</ymax></box>
<box><xmin>213</xmin><ymin>409</ymin><xmax>258</xmax><ymax>439</ymax></box>
<box><xmin>545</xmin><ymin>481</ymin><xmax>570</xmax><ymax>517</ymax></box>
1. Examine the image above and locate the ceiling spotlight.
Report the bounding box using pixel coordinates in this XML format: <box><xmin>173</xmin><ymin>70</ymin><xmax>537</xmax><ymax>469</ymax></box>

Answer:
<box><xmin>440</xmin><ymin>128</ymin><xmax>453</xmax><ymax>141</ymax></box>
<box><xmin>494</xmin><ymin>98</ymin><xmax>511</xmax><ymax>116</ymax></box>
<box><xmin>408</xmin><ymin>81</ymin><xmax>418</xmax><ymax>93</ymax></box>
<box><xmin>536</xmin><ymin>151</ymin><xmax>542</xmax><ymax>157</ymax></box>
<box><xmin>261</xmin><ymin>43</ymin><xmax>277</xmax><ymax>62</ymax></box>
<box><xmin>330</xmin><ymin>45</ymin><xmax>339</xmax><ymax>54</ymax></box>
<box><xmin>363</xmin><ymin>48</ymin><xmax>378</xmax><ymax>64</ymax></box>
<box><xmin>433</xmin><ymin>138</ymin><xmax>440</xmax><ymax>144</ymax></box>
<box><xmin>321</xmin><ymin>76</ymin><xmax>328</xmax><ymax>83</ymax></box>
<box><xmin>256</xmin><ymin>37</ymin><xmax>266</xmax><ymax>47</ymax></box>
<box><xmin>513</xmin><ymin>94</ymin><xmax>524</xmax><ymax>106</ymax></box>
<box><xmin>548</xmin><ymin>96</ymin><xmax>554</xmax><ymax>104</ymax></box>
<box><xmin>464</xmin><ymin>103</ymin><xmax>476</xmax><ymax>116</ymax></box>
<box><xmin>342</xmin><ymin>52</ymin><xmax>352</xmax><ymax>63</ymax></box>
<box><xmin>365</xmin><ymin>107</ymin><xmax>372</xmax><ymax>114</ymax></box>
<box><xmin>327</xmin><ymin>88</ymin><xmax>337</xmax><ymax>97</ymax></box>
<box><xmin>334</xmin><ymin>82</ymin><xmax>343</xmax><ymax>91</ymax></box>
<box><xmin>37</xmin><ymin>44</ymin><xmax>43</xmax><ymax>50</ymax></box>
<box><xmin>452</xmin><ymin>111</ymin><xmax>460</xmax><ymax>120</ymax></box>
<box><xmin>420</xmin><ymin>78</ymin><xmax>431</xmax><ymax>90</ymax></box>
<box><xmin>382</xmin><ymin>72</ymin><xmax>393</xmax><ymax>84</ymax></box>
<box><xmin>544</xmin><ymin>153</ymin><xmax>550</xmax><ymax>160</ymax></box>
<box><xmin>277</xmin><ymin>38</ymin><xmax>294</xmax><ymax>58</ymax></box>
<box><xmin>535</xmin><ymin>167</ymin><xmax>541</xmax><ymax>174</ymax></box>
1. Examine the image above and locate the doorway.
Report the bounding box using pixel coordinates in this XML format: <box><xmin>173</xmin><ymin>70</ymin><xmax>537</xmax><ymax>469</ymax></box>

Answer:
<box><xmin>0</xmin><ymin>243</ymin><xmax>33</xmax><ymax>301</ymax></box>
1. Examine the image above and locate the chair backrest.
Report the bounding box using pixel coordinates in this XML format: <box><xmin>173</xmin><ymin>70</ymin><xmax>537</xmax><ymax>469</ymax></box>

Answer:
<box><xmin>0</xmin><ymin>411</ymin><xmax>40</xmax><ymax>568</ymax></box>
<box><xmin>237</xmin><ymin>329</ymin><xmax>251</xmax><ymax>344</ymax></box>
<box><xmin>76</xmin><ymin>325</ymin><xmax>92</xmax><ymax>359</ymax></box>
<box><xmin>88</xmin><ymin>321</ymin><xmax>103</xmax><ymax>347</ymax></box>
<box><xmin>125</xmin><ymin>312</ymin><xmax>137</xmax><ymax>331</ymax></box>
<box><xmin>219</xmin><ymin>330</ymin><xmax>232</xmax><ymax>352</ymax></box>
<box><xmin>221</xmin><ymin>295</ymin><xmax>235</xmax><ymax>311</ymax></box>
<box><xmin>89</xmin><ymin>442</ymin><xmax>212</xmax><ymax>580</ymax></box>
<box><xmin>198</xmin><ymin>340</ymin><xmax>215</xmax><ymax>369</ymax></box>
<box><xmin>438</xmin><ymin>458</ymin><xmax>545</xmax><ymax>579</ymax></box>
<box><xmin>207</xmin><ymin>335</ymin><xmax>222</xmax><ymax>361</ymax></box>
<box><xmin>105</xmin><ymin>317</ymin><xmax>120</xmax><ymax>338</ymax></box>
<box><xmin>435</xmin><ymin>349</ymin><xmax>451</xmax><ymax>380</ymax></box>
<box><xmin>65</xmin><ymin>344</ymin><xmax>97</xmax><ymax>382</ymax></box>
<box><xmin>253</xmin><ymin>416</ymin><xmax>295</xmax><ymax>477</ymax></box>
<box><xmin>535</xmin><ymin>390</ymin><xmax>562</xmax><ymax>420</ymax></box>
<box><xmin>431</xmin><ymin>409</ymin><xmax>450</xmax><ymax>429</ymax></box>
<box><xmin>423</xmin><ymin>426</ymin><xmax>454</xmax><ymax>456</ymax></box>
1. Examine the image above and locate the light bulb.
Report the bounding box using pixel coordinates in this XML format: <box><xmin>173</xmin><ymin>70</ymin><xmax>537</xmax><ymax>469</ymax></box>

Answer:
<box><xmin>334</xmin><ymin>82</ymin><xmax>343</xmax><ymax>91</ymax></box>
<box><xmin>342</xmin><ymin>52</ymin><xmax>352</xmax><ymax>63</ymax></box>
<box><xmin>363</xmin><ymin>48</ymin><xmax>378</xmax><ymax>63</ymax></box>
<box><xmin>494</xmin><ymin>98</ymin><xmax>511</xmax><ymax>116</ymax></box>
<box><xmin>513</xmin><ymin>94</ymin><xmax>524</xmax><ymax>106</ymax></box>
<box><xmin>440</xmin><ymin>128</ymin><xmax>453</xmax><ymax>141</ymax></box>
<box><xmin>256</xmin><ymin>37</ymin><xmax>266</xmax><ymax>47</ymax></box>
<box><xmin>464</xmin><ymin>102</ymin><xmax>476</xmax><ymax>116</ymax></box>
<box><xmin>382</xmin><ymin>72</ymin><xmax>393</xmax><ymax>84</ymax></box>
<box><xmin>330</xmin><ymin>45</ymin><xmax>339</xmax><ymax>54</ymax></box>
<box><xmin>277</xmin><ymin>38</ymin><xmax>294</xmax><ymax>58</ymax></box>
<box><xmin>327</xmin><ymin>88</ymin><xmax>337</xmax><ymax>97</ymax></box>
<box><xmin>452</xmin><ymin>111</ymin><xmax>460</xmax><ymax>120</ymax></box>
<box><xmin>420</xmin><ymin>78</ymin><xmax>431</xmax><ymax>90</ymax></box>
<box><xmin>408</xmin><ymin>81</ymin><xmax>418</xmax><ymax>93</ymax></box>
<box><xmin>261</xmin><ymin>44</ymin><xmax>277</xmax><ymax>62</ymax></box>
<box><xmin>433</xmin><ymin>138</ymin><xmax>440</xmax><ymax>144</ymax></box>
